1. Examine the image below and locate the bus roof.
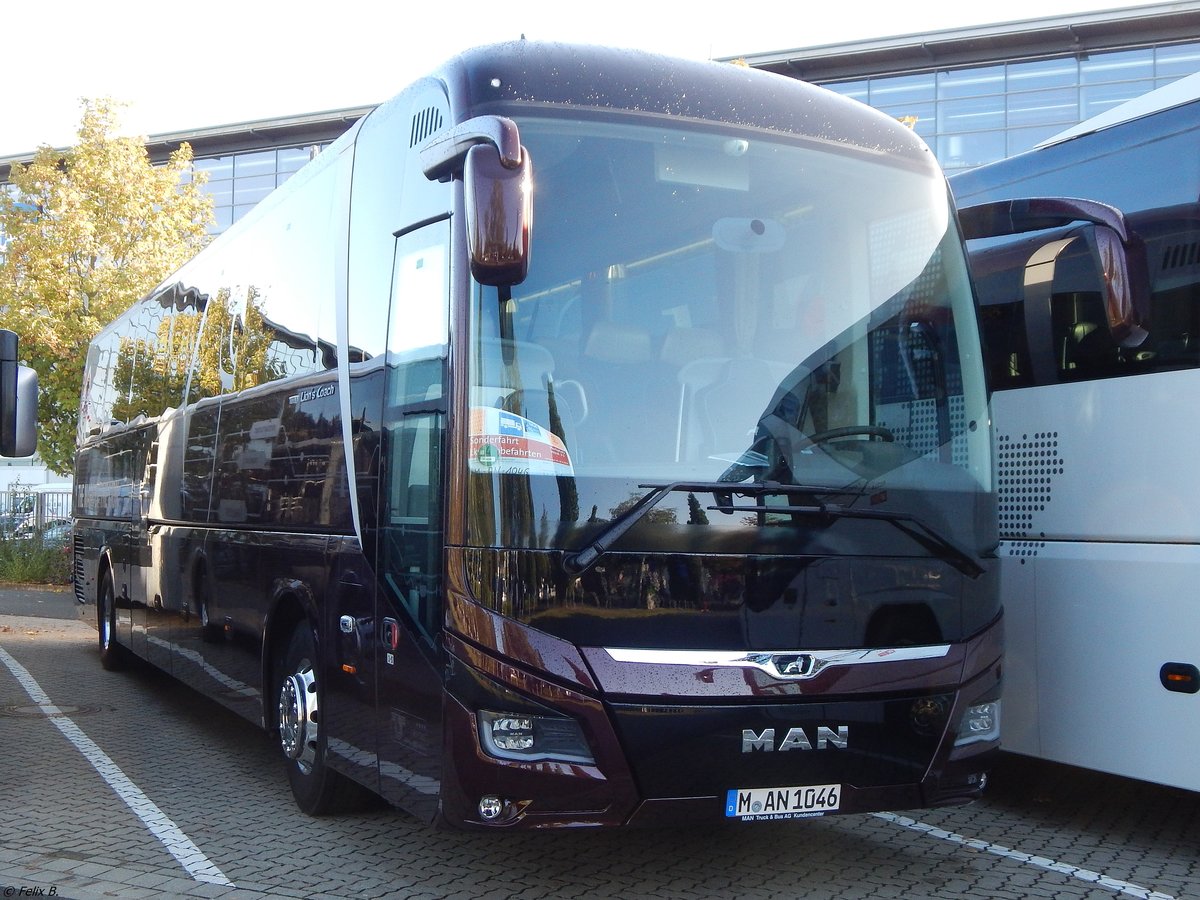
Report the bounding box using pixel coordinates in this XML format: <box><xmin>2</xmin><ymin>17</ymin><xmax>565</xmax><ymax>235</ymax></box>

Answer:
<box><xmin>1039</xmin><ymin>70</ymin><xmax>1200</xmax><ymax>147</ymax></box>
<box><xmin>439</xmin><ymin>41</ymin><xmax>934</xmax><ymax>169</ymax></box>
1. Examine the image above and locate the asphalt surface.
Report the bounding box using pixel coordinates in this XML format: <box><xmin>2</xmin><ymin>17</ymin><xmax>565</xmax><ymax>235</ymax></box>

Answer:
<box><xmin>0</xmin><ymin>583</ymin><xmax>82</xmax><ymax>620</ymax></box>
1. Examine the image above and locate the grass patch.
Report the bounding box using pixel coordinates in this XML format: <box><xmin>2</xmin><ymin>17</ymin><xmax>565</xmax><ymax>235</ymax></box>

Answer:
<box><xmin>0</xmin><ymin>534</ymin><xmax>72</xmax><ymax>584</ymax></box>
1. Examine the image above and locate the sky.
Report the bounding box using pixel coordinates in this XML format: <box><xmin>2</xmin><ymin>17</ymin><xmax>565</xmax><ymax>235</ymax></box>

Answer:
<box><xmin>0</xmin><ymin>0</ymin><xmax>1174</xmax><ymax>157</ymax></box>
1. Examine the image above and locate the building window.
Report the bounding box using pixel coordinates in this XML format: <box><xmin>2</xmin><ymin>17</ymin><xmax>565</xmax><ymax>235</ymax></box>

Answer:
<box><xmin>188</xmin><ymin>145</ymin><xmax>324</xmax><ymax>235</ymax></box>
<box><xmin>822</xmin><ymin>40</ymin><xmax>1200</xmax><ymax>173</ymax></box>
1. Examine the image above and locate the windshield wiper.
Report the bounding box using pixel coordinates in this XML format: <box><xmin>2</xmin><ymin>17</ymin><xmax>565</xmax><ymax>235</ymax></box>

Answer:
<box><xmin>706</xmin><ymin>497</ymin><xmax>984</xmax><ymax>578</ymax></box>
<box><xmin>561</xmin><ymin>481</ymin><xmax>859</xmax><ymax>577</ymax></box>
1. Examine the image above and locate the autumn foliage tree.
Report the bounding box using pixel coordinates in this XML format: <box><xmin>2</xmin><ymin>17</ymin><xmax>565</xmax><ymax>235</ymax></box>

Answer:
<box><xmin>0</xmin><ymin>99</ymin><xmax>212</xmax><ymax>473</ymax></box>
<box><xmin>108</xmin><ymin>287</ymin><xmax>285</xmax><ymax>424</ymax></box>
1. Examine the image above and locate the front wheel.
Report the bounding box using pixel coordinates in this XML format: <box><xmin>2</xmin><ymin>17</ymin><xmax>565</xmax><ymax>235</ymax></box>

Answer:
<box><xmin>97</xmin><ymin>571</ymin><xmax>126</xmax><ymax>671</ymax></box>
<box><xmin>274</xmin><ymin>623</ymin><xmax>371</xmax><ymax>815</ymax></box>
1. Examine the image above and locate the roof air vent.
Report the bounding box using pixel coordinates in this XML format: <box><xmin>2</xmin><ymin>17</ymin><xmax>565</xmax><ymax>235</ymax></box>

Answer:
<box><xmin>411</xmin><ymin>108</ymin><xmax>444</xmax><ymax>148</ymax></box>
<box><xmin>1162</xmin><ymin>241</ymin><xmax>1200</xmax><ymax>271</ymax></box>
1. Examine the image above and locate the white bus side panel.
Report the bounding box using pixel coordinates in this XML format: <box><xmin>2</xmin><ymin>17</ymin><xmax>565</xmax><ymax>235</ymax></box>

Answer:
<box><xmin>994</xmin><ymin>370</ymin><xmax>1200</xmax><ymax>544</ymax></box>
<box><xmin>1001</xmin><ymin>542</ymin><xmax>1200</xmax><ymax>792</ymax></box>
<box><xmin>995</xmin><ymin>376</ymin><xmax>1200</xmax><ymax>791</ymax></box>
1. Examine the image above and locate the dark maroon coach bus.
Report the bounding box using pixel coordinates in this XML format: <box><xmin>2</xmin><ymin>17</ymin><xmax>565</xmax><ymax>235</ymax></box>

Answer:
<box><xmin>74</xmin><ymin>41</ymin><xmax>1001</xmax><ymax>828</ymax></box>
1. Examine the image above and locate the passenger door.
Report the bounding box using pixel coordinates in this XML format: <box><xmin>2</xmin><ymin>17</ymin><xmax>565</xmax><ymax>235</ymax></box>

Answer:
<box><xmin>127</xmin><ymin>424</ymin><xmax>169</xmax><ymax>670</ymax></box>
<box><xmin>372</xmin><ymin>221</ymin><xmax>451</xmax><ymax>817</ymax></box>
<box><xmin>109</xmin><ymin>428</ymin><xmax>149</xmax><ymax>656</ymax></box>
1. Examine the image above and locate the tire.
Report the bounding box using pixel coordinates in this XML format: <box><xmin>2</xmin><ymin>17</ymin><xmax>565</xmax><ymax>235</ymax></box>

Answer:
<box><xmin>97</xmin><ymin>570</ymin><xmax>126</xmax><ymax>671</ymax></box>
<box><xmin>273</xmin><ymin>622</ymin><xmax>371</xmax><ymax>815</ymax></box>
<box><xmin>194</xmin><ymin>568</ymin><xmax>222</xmax><ymax>643</ymax></box>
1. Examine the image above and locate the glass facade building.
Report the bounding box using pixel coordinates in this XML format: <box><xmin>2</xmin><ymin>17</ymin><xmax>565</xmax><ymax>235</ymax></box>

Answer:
<box><xmin>1</xmin><ymin>110</ymin><xmax>363</xmax><ymax>239</ymax></box>
<box><xmin>181</xmin><ymin>41</ymin><xmax>1200</xmax><ymax>212</ymax></box>
<box><xmin>187</xmin><ymin>144</ymin><xmax>324</xmax><ymax>234</ymax></box>
<box><xmin>821</xmin><ymin>40</ymin><xmax>1200</xmax><ymax>173</ymax></box>
<box><xmin>5</xmin><ymin>8</ymin><xmax>1200</xmax><ymax>230</ymax></box>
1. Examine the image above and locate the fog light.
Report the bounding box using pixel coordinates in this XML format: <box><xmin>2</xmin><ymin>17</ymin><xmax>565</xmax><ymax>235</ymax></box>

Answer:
<box><xmin>478</xmin><ymin>795</ymin><xmax>504</xmax><ymax>820</ymax></box>
<box><xmin>478</xmin><ymin>710</ymin><xmax>595</xmax><ymax>764</ymax></box>
<box><xmin>955</xmin><ymin>700</ymin><xmax>1001</xmax><ymax>746</ymax></box>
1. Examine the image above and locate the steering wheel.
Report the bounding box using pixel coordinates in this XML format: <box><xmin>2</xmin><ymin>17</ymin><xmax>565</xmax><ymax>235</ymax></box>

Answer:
<box><xmin>803</xmin><ymin>425</ymin><xmax>895</xmax><ymax>446</ymax></box>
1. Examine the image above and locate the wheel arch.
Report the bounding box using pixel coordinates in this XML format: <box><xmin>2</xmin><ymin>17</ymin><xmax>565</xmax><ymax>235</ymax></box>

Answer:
<box><xmin>93</xmin><ymin>545</ymin><xmax>118</xmax><ymax>603</ymax></box>
<box><xmin>261</xmin><ymin>579</ymin><xmax>322</xmax><ymax>731</ymax></box>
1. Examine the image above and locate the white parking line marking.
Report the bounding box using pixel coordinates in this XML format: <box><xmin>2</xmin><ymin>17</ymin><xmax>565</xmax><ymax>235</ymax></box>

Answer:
<box><xmin>874</xmin><ymin>812</ymin><xmax>1176</xmax><ymax>900</ymax></box>
<box><xmin>0</xmin><ymin>646</ymin><xmax>233</xmax><ymax>887</ymax></box>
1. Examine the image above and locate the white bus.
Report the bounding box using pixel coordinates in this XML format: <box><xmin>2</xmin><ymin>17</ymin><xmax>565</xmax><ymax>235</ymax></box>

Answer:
<box><xmin>951</xmin><ymin>74</ymin><xmax>1200</xmax><ymax>791</ymax></box>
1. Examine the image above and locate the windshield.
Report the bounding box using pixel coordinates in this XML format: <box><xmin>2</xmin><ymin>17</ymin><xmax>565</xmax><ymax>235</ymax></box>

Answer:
<box><xmin>466</xmin><ymin>114</ymin><xmax>990</xmax><ymax>556</ymax></box>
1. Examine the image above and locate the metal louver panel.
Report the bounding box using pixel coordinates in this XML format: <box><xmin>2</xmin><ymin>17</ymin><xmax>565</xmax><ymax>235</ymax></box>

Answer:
<box><xmin>410</xmin><ymin>108</ymin><xmax>444</xmax><ymax>148</ymax></box>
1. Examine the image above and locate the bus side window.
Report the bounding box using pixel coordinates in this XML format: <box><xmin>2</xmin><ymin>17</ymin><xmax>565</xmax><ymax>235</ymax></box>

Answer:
<box><xmin>387</xmin><ymin>402</ymin><xmax>441</xmax><ymax>526</ymax></box>
<box><xmin>382</xmin><ymin>406</ymin><xmax>443</xmax><ymax>643</ymax></box>
<box><xmin>377</xmin><ymin>221</ymin><xmax>450</xmax><ymax>647</ymax></box>
<box><xmin>979</xmin><ymin>300</ymin><xmax>1036</xmax><ymax>390</ymax></box>
<box><xmin>212</xmin><ymin>396</ymin><xmax>274</xmax><ymax>524</ymax></box>
<box><xmin>1052</xmin><ymin>291</ymin><xmax>1122</xmax><ymax>379</ymax></box>
<box><xmin>182</xmin><ymin>405</ymin><xmax>220</xmax><ymax>523</ymax></box>
<box><xmin>274</xmin><ymin>384</ymin><xmax>348</xmax><ymax>528</ymax></box>
<box><xmin>1149</xmin><ymin>283</ymin><xmax>1200</xmax><ymax>365</ymax></box>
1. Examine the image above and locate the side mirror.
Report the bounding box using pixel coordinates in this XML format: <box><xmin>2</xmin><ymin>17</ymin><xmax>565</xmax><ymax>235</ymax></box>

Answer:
<box><xmin>463</xmin><ymin>143</ymin><xmax>532</xmax><ymax>286</ymax></box>
<box><xmin>420</xmin><ymin>115</ymin><xmax>533</xmax><ymax>288</ymax></box>
<box><xmin>1085</xmin><ymin>225</ymin><xmax>1145</xmax><ymax>347</ymax></box>
<box><xmin>0</xmin><ymin>330</ymin><xmax>37</xmax><ymax>458</ymax></box>
<box><xmin>959</xmin><ymin>197</ymin><xmax>1149</xmax><ymax>348</ymax></box>
<box><xmin>957</xmin><ymin>196</ymin><xmax>1129</xmax><ymax>243</ymax></box>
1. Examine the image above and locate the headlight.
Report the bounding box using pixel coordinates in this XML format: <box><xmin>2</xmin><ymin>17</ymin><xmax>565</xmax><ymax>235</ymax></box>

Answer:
<box><xmin>954</xmin><ymin>700</ymin><xmax>1001</xmax><ymax>746</ymax></box>
<box><xmin>477</xmin><ymin>710</ymin><xmax>595</xmax><ymax>764</ymax></box>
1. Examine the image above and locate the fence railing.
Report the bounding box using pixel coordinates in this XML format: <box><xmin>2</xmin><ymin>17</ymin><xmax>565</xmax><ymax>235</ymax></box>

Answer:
<box><xmin>1</xmin><ymin>489</ymin><xmax>72</xmax><ymax>535</ymax></box>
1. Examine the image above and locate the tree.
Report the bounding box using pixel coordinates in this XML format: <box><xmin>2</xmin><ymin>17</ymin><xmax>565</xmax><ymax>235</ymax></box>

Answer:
<box><xmin>109</xmin><ymin>286</ymin><xmax>286</xmax><ymax>423</ymax></box>
<box><xmin>0</xmin><ymin>98</ymin><xmax>212</xmax><ymax>473</ymax></box>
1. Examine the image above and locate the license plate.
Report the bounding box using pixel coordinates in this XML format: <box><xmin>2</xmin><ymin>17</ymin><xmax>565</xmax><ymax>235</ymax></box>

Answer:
<box><xmin>725</xmin><ymin>784</ymin><xmax>841</xmax><ymax>820</ymax></box>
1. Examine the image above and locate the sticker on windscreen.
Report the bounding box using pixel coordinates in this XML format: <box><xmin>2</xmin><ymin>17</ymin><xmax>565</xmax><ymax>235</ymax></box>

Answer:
<box><xmin>469</xmin><ymin>406</ymin><xmax>573</xmax><ymax>476</ymax></box>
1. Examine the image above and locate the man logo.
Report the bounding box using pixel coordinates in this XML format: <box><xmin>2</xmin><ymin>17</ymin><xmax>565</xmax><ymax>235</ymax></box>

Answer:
<box><xmin>742</xmin><ymin>726</ymin><xmax>849</xmax><ymax>752</ymax></box>
<box><xmin>772</xmin><ymin>654</ymin><xmax>815</xmax><ymax>677</ymax></box>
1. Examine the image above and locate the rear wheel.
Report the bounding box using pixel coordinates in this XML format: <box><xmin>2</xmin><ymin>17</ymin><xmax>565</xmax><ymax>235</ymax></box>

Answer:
<box><xmin>97</xmin><ymin>571</ymin><xmax>125</xmax><ymax>671</ymax></box>
<box><xmin>274</xmin><ymin>622</ymin><xmax>371</xmax><ymax>814</ymax></box>
<box><xmin>194</xmin><ymin>568</ymin><xmax>222</xmax><ymax>643</ymax></box>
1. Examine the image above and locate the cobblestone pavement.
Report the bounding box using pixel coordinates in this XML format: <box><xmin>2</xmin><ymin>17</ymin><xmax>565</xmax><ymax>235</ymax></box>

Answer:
<box><xmin>1</xmin><ymin>593</ymin><xmax>1198</xmax><ymax>900</ymax></box>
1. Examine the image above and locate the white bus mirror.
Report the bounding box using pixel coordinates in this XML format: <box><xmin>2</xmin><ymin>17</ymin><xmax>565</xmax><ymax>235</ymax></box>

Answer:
<box><xmin>6</xmin><ymin>366</ymin><xmax>38</xmax><ymax>458</ymax></box>
<box><xmin>0</xmin><ymin>330</ymin><xmax>37</xmax><ymax>458</ymax></box>
<box><xmin>1090</xmin><ymin>226</ymin><xmax>1147</xmax><ymax>348</ymax></box>
<box><xmin>960</xmin><ymin>197</ymin><xmax>1149</xmax><ymax>347</ymax></box>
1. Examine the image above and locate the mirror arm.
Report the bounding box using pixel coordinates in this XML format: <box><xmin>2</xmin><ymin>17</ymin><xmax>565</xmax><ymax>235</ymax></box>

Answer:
<box><xmin>958</xmin><ymin>197</ymin><xmax>1128</xmax><ymax>242</ymax></box>
<box><xmin>421</xmin><ymin>116</ymin><xmax>523</xmax><ymax>182</ymax></box>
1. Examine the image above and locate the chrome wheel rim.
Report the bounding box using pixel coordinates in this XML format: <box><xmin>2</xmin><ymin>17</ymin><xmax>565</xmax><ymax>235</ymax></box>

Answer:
<box><xmin>99</xmin><ymin>588</ymin><xmax>112</xmax><ymax>650</ymax></box>
<box><xmin>278</xmin><ymin>658</ymin><xmax>318</xmax><ymax>774</ymax></box>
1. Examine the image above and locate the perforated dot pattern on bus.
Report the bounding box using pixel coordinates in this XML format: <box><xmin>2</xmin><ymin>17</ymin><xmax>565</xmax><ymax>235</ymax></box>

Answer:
<box><xmin>1005</xmin><ymin>539</ymin><xmax>1047</xmax><ymax>563</ymax></box>
<box><xmin>871</xmin><ymin>248</ymin><xmax>970</xmax><ymax>468</ymax></box>
<box><xmin>996</xmin><ymin>431</ymin><xmax>1063</xmax><ymax>545</ymax></box>
<box><xmin>877</xmin><ymin>396</ymin><xmax>969</xmax><ymax>467</ymax></box>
